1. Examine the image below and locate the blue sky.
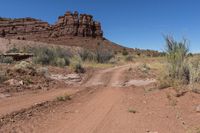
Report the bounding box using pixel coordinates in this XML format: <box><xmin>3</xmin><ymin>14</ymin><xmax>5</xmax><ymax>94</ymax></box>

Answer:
<box><xmin>0</xmin><ymin>0</ymin><xmax>200</xmax><ymax>52</ymax></box>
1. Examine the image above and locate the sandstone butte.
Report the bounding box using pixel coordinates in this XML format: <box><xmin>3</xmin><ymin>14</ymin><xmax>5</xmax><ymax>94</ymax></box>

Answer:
<box><xmin>0</xmin><ymin>11</ymin><xmax>103</xmax><ymax>40</ymax></box>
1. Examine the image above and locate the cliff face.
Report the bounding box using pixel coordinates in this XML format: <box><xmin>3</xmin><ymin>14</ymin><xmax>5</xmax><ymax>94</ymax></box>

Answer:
<box><xmin>0</xmin><ymin>11</ymin><xmax>103</xmax><ymax>39</ymax></box>
<box><xmin>0</xmin><ymin>17</ymin><xmax>50</xmax><ymax>38</ymax></box>
<box><xmin>52</xmin><ymin>11</ymin><xmax>103</xmax><ymax>38</ymax></box>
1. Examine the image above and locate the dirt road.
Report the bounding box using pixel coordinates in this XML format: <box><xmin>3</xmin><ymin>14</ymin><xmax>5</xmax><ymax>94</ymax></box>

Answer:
<box><xmin>1</xmin><ymin>64</ymin><xmax>200</xmax><ymax>133</ymax></box>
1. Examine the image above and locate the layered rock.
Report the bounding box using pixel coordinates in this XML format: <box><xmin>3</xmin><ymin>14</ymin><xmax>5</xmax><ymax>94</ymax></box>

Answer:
<box><xmin>0</xmin><ymin>17</ymin><xmax>50</xmax><ymax>38</ymax></box>
<box><xmin>51</xmin><ymin>11</ymin><xmax>103</xmax><ymax>38</ymax></box>
<box><xmin>0</xmin><ymin>11</ymin><xmax>103</xmax><ymax>39</ymax></box>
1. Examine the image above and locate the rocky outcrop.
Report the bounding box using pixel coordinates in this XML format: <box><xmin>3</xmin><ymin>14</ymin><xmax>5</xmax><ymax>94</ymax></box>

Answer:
<box><xmin>0</xmin><ymin>17</ymin><xmax>50</xmax><ymax>38</ymax></box>
<box><xmin>52</xmin><ymin>11</ymin><xmax>103</xmax><ymax>38</ymax></box>
<box><xmin>0</xmin><ymin>11</ymin><xmax>103</xmax><ymax>39</ymax></box>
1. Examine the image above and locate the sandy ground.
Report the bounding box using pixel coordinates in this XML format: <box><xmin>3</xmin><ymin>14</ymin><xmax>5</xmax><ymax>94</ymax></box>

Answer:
<box><xmin>0</xmin><ymin>64</ymin><xmax>200</xmax><ymax>133</ymax></box>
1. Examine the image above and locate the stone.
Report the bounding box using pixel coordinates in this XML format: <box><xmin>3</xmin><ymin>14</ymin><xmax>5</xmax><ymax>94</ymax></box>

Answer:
<box><xmin>0</xmin><ymin>93</ymin><xmax>11</xmax><ymax>99</ymax></box>
<box><xmin>50</xmin><ymin>74</ymin><xmax>82</xmax><ymax>84</ymax></box>
<box><xmin>4</xmin><ymin>79</ymin><xmax>23</xmax><ymax>86</ymax></box>
<box><xmin>196</xmin><ymin>105</ymin><xmax>200</xmax><ymax>113</ymax></box>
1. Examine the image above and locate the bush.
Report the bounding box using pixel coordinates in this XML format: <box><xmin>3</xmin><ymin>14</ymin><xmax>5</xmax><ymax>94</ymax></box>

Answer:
<box><xmin>32</xmin><ymin>47</ymin><xmax>71</xmax><ymax>67</ymax></box>
<box><xmin>125</xmin><ymin>55</ymin><xmax>134</xmax><ymax>62</ymax></box>
<box><xmin>96</xmin><ymin>44</ymin><xmax>114</xmax><ymax>63</ymax></box>
<box><xmin>0</xmin><ymin>71</ymin><xmax>7</xmax><ymax>83</ymax></box>
<box><xmin>74</xmin><ymin>63</ymin><xmax>85</xmax><ymax>73</ymax></box>
<box><xmin>14</xmin><ymin>61</ymin><xmax>33</xmax><ymax>70</ymax></box>
<box><xmin>0</xmin><ymin>56</ymin><xmax>14</xmax><ymax>64</ymax></box>
<box><xmin>57</xmin><ymin>94</ymin><xmax>71</xmax><ymax>101</ymax></box>
<box><xmin>188</xmin><ymin>58</ymin><xmax>200</xmax><ymax>84</ymax></box>
<box><xmin>138</xmin><ymin>63</ymin><xmax>150</xmax><ymax>73</ymax></box>
<box><xmin>79</xmin><ymin>49</ymin><xmax>96</xmax><ymax>61</ymax></box>
<box><xmin>122</xmin><ymin>48</ymin><xmax>129</xmax><ymax>56</ymax></box>
<box><xmin>36</xmin><ymin>67</ymin><xmax>49</xmax><ymax>78</ymax></box>
<box><xmin>1</xmin><ymin>30</ymin><xmax>6</xmax><ymax>37</ymax></box>
<box><xmin>165</xmin><ymin>36</ymin><xmax>190</xmax><ymax>84</ymax></box>
<box><xmin>53</xmin><ymin>58</ymin><xmax>66</xmax><ymax>67</ymax></box>
<box><xmin>6</xmin><ymin>47</ymin><xmax>20</xmax><ymax>53</ymax></box>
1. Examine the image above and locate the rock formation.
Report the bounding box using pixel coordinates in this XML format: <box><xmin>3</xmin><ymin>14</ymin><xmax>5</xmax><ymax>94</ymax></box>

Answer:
<box><xmin>0</xmin><ymin>11</ymin><xmax>103</xmax><ymax>39</ymax></box>
<box><xmin>0</xmin><ymin>17</ymin><xmax>50</xmax><ymax>38</ymax></box>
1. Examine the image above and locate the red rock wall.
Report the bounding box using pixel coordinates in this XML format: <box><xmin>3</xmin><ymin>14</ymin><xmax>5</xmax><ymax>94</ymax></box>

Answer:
<box><xmin>0</xmin><ymin>11</ymin><xmax>103</xmax><ymax>39</ymax></box>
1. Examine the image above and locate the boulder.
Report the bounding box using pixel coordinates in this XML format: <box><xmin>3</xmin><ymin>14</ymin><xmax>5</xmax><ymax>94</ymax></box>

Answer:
<box><xmin>4</xmin><ymin>79</ymin><xmax>23</xmax><ymax>86</ymax></box>
<box><xmin>196</xmin><ymin>105</ymin><xmax>200</xmax><ymax>113</ymax></box>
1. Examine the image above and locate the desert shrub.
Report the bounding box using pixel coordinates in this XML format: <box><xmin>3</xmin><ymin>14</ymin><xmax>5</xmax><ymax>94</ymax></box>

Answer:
<box><xmin>160</xmin><ymin>52</ymin><xmax>166</xmax><ymax>57</ymax></box>
<box><xmin>165</xmin><ymin>36</ymin><xmax>190</xmax><ymax>84</ymax></box>
<box><xmin>0</xmin><ymin>56</ymin><xmax>14</xmax><ymax>64</ymax></box>
<box><xmin>13</xmin><ymin>61</ymin><xmax>37</xmax><ymax>75</ymax></box>
<box><xmin>157</xmin><ymin>72</ymin><xmax>172</xmax><ymax>89</ymax></box>
<box><xmin>125</xmin><ymin>55</ymin><xmax>134</xmax><ymax>62</ymax></box>
<box><xmin>188</xmin><ymin>58</ymin><xmax>200</xmax><ymax>84</ymax></box>
<box><xmin>138</xmin><ymin>63</ymin><xmax>151</xmax><ymax>73</ymax></box>
<box><xmin>114</xmin><ymin>51</ymin><xmax>118</xmax><ymax>55</ymax></box>
<box><xmin>36</xmin><ymin>67</ymin><xmax>49</xmax><ymax>78</ymax></box>
<box><xmin>32</xmin><ymin>47</ymin><xmax>71</xmax><ymax>67</ymax></box>
<box><xmin>0</xmin><ymin>71</ymin><xmax>7</xmax><ymax>83</ymax></box>
<box><xmin>57</xmin><ymin>94</ymin><xmax>71</xmax><ymax>101</ymax></box>
<box><xmin>188</xmin><ymin>53</ymin><xmax>193</xmax><ymax>57</ymax></box>
<box><xmin>53</xmin><ymin>57</ymin><xmax>66</xmax><ymax>67</ymax></box>
<box><xmin>6</xmin><ymin>47</ymin><xmax>20</xmax><ymax>53</ymax></box>
<box><xmin>109</xmin><ymin>57</ymin><xmax>118</xmax><ymax>64</ymax></box>
<box><xmin>79</xmin><ymin>49</ymin><xmax>96</xmax><ymax>61</ymax></box>
<box><xmin>122</xmin><ymin>48</ymin><xmax>129</xmax><ymax>56</ymax></box>
<box><xmin>74</xmin><ymin>63</ymin><xmax>85</xmax><ymax>73</ymax></box>
<box><xmin>14</xmin><ymin>61</ymin><xmax>33</xmax><ymax>70</ymax></box>
<box><xmin>96</xmin><ymin>44</ymin><xmax>114</xmax><ymax>63</ymax></box>
<box><xmin>1</xmin><ymin>30</ymin><xmax>6</xmax><ymax>37</ymax></box>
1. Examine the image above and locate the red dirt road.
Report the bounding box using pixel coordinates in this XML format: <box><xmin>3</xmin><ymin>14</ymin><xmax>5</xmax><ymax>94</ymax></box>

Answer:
<box><xmin>1</xmin><ymin>64</ymin><xmax>200</xmax><ymax>133</ymax></box>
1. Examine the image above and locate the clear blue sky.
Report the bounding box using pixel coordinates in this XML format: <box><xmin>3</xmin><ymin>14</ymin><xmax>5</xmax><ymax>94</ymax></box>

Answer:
<box><xmin>0</xmin><ymin>0</ymin><xmax>200</xmax><ymax>52</ymax></box>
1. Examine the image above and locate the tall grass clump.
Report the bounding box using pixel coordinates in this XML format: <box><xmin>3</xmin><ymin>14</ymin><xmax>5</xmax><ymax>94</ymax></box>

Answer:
<box><xmin>165</xmin><ymin>36</ymin><xmax>190</xmax><ymax>84</ymax></box>
<box><xmin>161</xmin><ymin>36</ymin><xmax>200</xmax><ymax>93</ymax></box>
<box><xmin>188</xmin><ymin>58</ymin><xmax>200</xmax><ymax>84</ymax></box>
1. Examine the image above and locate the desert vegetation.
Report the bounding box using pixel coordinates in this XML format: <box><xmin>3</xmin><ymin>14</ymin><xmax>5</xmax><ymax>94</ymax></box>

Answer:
<box><xmin>31</xmin><ymin>47</ymin><xmax>71</xmax><ymax>67</ymax></box>
<box><xmin>158</xmin><ymin>36</ymin><xmax>200</xmax><ymax>93</ymax></box>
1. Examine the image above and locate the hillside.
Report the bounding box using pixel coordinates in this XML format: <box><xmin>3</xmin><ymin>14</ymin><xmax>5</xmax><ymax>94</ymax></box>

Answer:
<box><xmin>0</xmin><ymin>11</ymin><xmax>124</xmax><ymax>51</ymax></box>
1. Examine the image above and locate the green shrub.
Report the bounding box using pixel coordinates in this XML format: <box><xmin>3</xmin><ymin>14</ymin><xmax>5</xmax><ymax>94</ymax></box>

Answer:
<box><xmin>122</xmin><ymin>48</ymin><xmax>129</xmax><ymax>56</ymax></box>
<box><xmin>125</xmin><ymin>55</ymin><xmax>134</xmax><ymax>62</ymax></box>
<box><xmin>79</xmin><ymin>49</ymin><xmax>96</xmax><ymax>61</ymax></box>
<box><xmin>0</xmin><ymin>56</ymin><xmax>14</xmax><ymax>64</ymax></box>
<box><xmin>188</xmin><ymin>58</ymin><xmax>200</xmax><ymax>84</ymax></box>
<box><xmin>14</xmin><ymin>61</ymin><xmax>33</xmax><ymax>70</ymax></box>
<box><xmin>138</xmin><ymin>63</ymin><xmax>150</xmax><ymax>73</ymax></box>
<box><xmin>0</xmin><ymin>71</ymin><xmax>7</xmax><ymax>83</ymax></box>
<box><xmin>6</xmin><ymin>47</ymin><xmax>20</xmax><ymax>53</ymax></box>
<box><xmin>1</xmin><ymin>30</ymin><xmax>6</xmax><ymax>37</ymax></box>
<box><xmin>32</xmin><ymin>47</ymin><xmax>71</xmax><ymax>67</ymax></box>
<box><xmin>57</xmin><ymin>94</ymin><xmax>71</xmax><ymax>101</ymax></box>
<box><xmin>165</xmin><ymin>36</ymin><xmax>190</xmax><ymax>84</ymax></box>
<box><xmin>74</xmin><ymin>63</ymin><xmax>85</xmax><ymax>73</ymax></box>
<box><xmin>36</xmin><ymin>67</ymin><xmax>49</xmax><ymax>77</ymax></box>
<box><xmin>96</xmin><ymin>44</ymin><xmax>114</xmax><ymax>63</ymax></box>
<box><xmin>53</xmin><ymin>57</ymin><xmax>66</xmax><ymax>67</ymax></box>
